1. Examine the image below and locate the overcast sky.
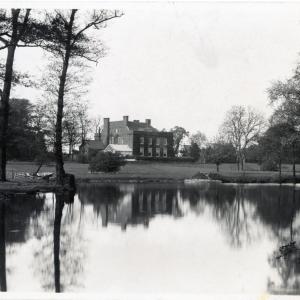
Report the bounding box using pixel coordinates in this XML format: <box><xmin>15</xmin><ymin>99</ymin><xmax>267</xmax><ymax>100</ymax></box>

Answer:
<box><xmin>5</xmin><ymin>1</ymin><xmax>300</xmax><ymax>138</ymax></box>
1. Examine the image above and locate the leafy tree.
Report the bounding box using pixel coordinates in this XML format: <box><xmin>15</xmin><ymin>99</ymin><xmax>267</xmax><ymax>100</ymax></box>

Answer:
<box><xmin>0</xmin><ymin>98</ymin><xmax>47</xmax><ymax>161</ymax></box>
<box><xmin>259</xmin><ymin>122</ymin><xmax>295</xmax><ymax>179</ymax></box>
<box><xmin>245</xmin><ymin>144</ymin><xmax>264</xmax><ymax>165</ymax></box>
<box><xmin>170</xmin><ymin>126</ymin><xmax>189</xmax><ymax>156</ymax></box>
<box><xmin>40</xmin><ymin>9</ymin><xmax>122</xmax><ymax>184</ymax></box>
<box><xmin>0</xmin><ymin>9</ymin><xmax>46</xmax><ymax>181</ymax></box>
<box><xmin>268</xmin><ymin>75</ymin><xmax>300</xmax><ymax>128</ymax></box>
<box><xmin>221</xmin><ymin>105</ymin><xmax>265</xmax><ymax>171</ymax></box>
<box><xmin>190</xmin><ymin>130</ymin><xmax>207</xmax><ymax>162</ymax></box>
<box><xmin>268</xmin><ymin>75</ymin><xmax>300</xmax><ymax>178</ymax></box>
<box><xmin>190</xmin><ymin>131</ymin><xmax>207</xmax><ymax>148</ymax></box>
<box><xmin>189</xmin><ymin>142</ymin><xmax>200</xmax><ymax>161</ymax></box>
<box><xmin>206</xmin><ymin>141</ymin><xmax>236</xmax><ymax>172</ymax></box>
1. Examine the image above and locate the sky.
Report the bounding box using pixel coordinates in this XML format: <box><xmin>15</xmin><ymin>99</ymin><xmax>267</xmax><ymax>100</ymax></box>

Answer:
<box><xmin>4</xmin><ymin>1</ymin><xmax>300</xmax><ymax>138</ymax></box>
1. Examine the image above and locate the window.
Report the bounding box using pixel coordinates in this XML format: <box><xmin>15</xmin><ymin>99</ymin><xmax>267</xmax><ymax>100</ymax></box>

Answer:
<box><xmin>140</xmin><ymin>137</ymin><xmax>144</xmax><ymax>144</ymax></box>
<box><xmin>140</xmin><ymin>147</ymin><xmax>144</xmax><ymax>156</ymax></box>
<box><xmin>156</xmin><ymin>138</ymin><xmax>160</xmax><ymax>146</ymax></box>
<box><xmin>156</xmin><ymin>147</ymin><xmax>161</xmax><ymax>157</ymax></box>
<box><xmin>148</xmin><ymin>137</ymin><xmax>152</xmax><ymax>145</ymax></box>
<box><xmin>148</xmin><ymin>148</ymin><xmax>152</xmax><ymax>157</ymax></box>
<box><xmin>163</xmin><ymin>147</ymin><xmax>168</xmax><ymax>157</ymax></box>
<box><xmin>164</xmin><ymin>138</ymin><xmax>168</xmax><ymax>146</ymax></box>
<box><xmin>115</xmin><ymin>128</ymin><xmax>119</xmax><ymax>133</ymax></box>
<box><xmin>147</xmin><ymin>193</ymin><xmax>152</xmax><ymax>212</ymax></box>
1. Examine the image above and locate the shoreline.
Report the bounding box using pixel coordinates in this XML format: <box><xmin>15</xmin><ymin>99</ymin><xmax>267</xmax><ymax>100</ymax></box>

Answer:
<box><xmin>1</xmin><ymin>172</ymin><xmax>300</xmax><ymax>194</ymax></box>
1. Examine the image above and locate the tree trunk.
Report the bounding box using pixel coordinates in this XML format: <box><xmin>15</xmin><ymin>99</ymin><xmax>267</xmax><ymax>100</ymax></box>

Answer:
<box><xmin>0</xmin><ymin>10</ymin><xmax>21</xmax><ymax>182</ymax></box>
<box><xmin>55</xmin><ymin>59</ymin><xmax>68</xmax><ymax>184</ymax></box>
<box><xmin>0</xmin><ymin>201</ymin><xmax>7</xmax><ymax>291</ymax></box>
<box><xmin>216</xmin><ymin>163</ymin><xmax>219</xmax><ymax>172</ymax></box>
<box><xmin>53</xmin><ymin>194</ymin><xmax>65</xmax><ymax>293</ymax></box>
<box><xmin>292</xmin><ymin>144</ymin><xmax>296</xmax><ymax>182</ymax></box>
<box><xmin>290</xmin><ymin>186</ymin><xmax>296</xmax><ymax>242</ymax></box>
<box><xmin>54</xmin><ymin>10</ymin><xmax>76</xmax><ymax>185</ymax></box>
<box><xmin>279</xmin><ymin>156</ymin><xmax>282</xmax><ymax>183</ymax></box>
<box><xmin>0</xmin><ymin>47</ymin><xmax>17</xmax><ymax>181</ymax></box>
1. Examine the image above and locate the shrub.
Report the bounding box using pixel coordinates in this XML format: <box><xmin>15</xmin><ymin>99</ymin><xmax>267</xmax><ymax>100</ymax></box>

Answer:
<box><xmin>261</xmin><ymin>158</ymin><xmax>278</xmax><ymax>171</ymax></box>
<box><xmin>89</xmin><ymin>152</ymin><xmax>126</xmax><ymax>173</ymax></box>
<box><xmin>77</xmin><ymin>153</ymin><xmax>88</xmax><ymax>163</ymax></box>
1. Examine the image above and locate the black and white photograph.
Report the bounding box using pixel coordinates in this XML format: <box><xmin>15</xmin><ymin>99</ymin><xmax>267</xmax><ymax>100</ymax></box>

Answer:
<box><xmin>0</xmin><ymin>1</ymin><xmax>300</xmax><ymax>299</ymax></box>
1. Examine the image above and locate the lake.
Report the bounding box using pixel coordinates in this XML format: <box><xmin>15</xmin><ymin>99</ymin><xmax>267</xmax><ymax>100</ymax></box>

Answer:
<box><xmin>0</xmin><ymin>181</ymin><xmax>300</xmax><ymax>294</ymax></box>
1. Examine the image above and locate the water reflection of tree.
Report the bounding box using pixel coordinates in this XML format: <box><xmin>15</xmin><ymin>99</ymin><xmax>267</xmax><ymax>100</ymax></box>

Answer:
<box><xmin>0</xmin><ymin>192</ymin><xmax>46</xmax><ymax>292</ymax></box>
<box><xmin>53</xmin><ymin>194</ymin><xmax>64</xmax><ymax>292</ymax></box>
<box><xmin>207</xmin><ymin>185</ymin><xmax>255</xmax><ymax>247</ymax></box>
<box><xmin>0</xmin><ymin>197</ymin><xmax>7</xmax><ymax>291</ymax></box>
<box><xmin>78</xmin><ymin>184</ymin><xmax>124</xmax><ymax>220</ymax></box>
<box><xmin>179</xmin><ymin>183</ymin><xmax>300</xmax><ymax>293</ymax></box>
<box><xmin>267</xmin><ymin>185</ymin><xmax>300</xmax><ymax>294</ymax></box>
<box><xmin>33</xmin><ymin>192</ymin><xmax>86</xmax><ymax>292</ymax></box>
<box><xmin>180</xmin><ymin>183</ymin><xmax>254</xmax><ymax>247</ymax></box>
<box><xmin>188</xmin><ymin>184</ymin><xmax>300</xmax><ymax>249</ymax></box>
<box><xmin>80</xmin><ymin>182</ymin><xmax>300</xmax><ymax>250</ymax></box>
<box><xmin>4</xmin><ymin>193</ymin><xmax>45</xmax><ymax>244</ymax></box>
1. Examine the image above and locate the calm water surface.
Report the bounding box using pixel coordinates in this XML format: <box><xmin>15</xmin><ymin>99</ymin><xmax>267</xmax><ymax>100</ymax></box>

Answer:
<box><xmin>0</xmin><ymin>182</ymin><xmax>300</xmax><ymax>294</ymax></box>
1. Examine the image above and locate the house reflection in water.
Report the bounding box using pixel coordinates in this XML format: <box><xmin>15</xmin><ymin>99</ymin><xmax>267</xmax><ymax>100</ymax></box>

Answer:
<box><xmin>78</xmin><ymin>184</ymin><xmax>183</xmax><ymax>230</ymax></box>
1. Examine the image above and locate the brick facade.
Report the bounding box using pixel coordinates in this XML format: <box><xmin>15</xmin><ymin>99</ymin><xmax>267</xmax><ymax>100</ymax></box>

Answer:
<box><xmin>102</xmin><ymin>116</ymin><xmax>174</xmax><ymax>158</ymax></box>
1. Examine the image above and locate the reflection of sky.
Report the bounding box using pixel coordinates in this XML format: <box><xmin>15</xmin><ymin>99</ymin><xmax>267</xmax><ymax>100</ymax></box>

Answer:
<box><xmin>2</xmin><ymin>184</ymin><xmax>300</xmax><ymax>293</ymax></box>
<box><xmin>83</xmin><ymin>213</ymin><xmax>275</xmax><ymax>294</ymax></box>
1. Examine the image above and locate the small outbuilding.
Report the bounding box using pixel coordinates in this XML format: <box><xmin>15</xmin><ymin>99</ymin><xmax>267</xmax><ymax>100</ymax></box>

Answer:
<box><xmin>104</xmin><ymin>144</ymin><xmax>133</xmax><ymax>156</ymax></box>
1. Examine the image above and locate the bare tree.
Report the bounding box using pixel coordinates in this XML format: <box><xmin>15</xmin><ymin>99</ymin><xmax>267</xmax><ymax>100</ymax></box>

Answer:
<box><xmin>39</xmin><ymin>9</ymin><xmax>122</xmax><ymax>184</ymax></box>
<box><xmin>221</xmin><ymin>105</ymin><xmax>265</xmax><ymax>171</ymax></box>
<box><xmin>63</xmin><ymin>100</ymin><xmax>91</xmax><ymax>159</ymax></box>
<box><xmin>38</xmin><ymin>58</ymin><xmax>92</xmax><ymax>150</ymax></box>
<box><xmin>76</xmin><ymin>101</ymin><xmax>92</xmax><ymax>148</ymax></box>
<box><xmin>36</xmin><ymin>97</ymin><xmax>93</xmax><ymax>161</ymax></box>
<box><xmin>91</xmin><ymin>115</ymin><xmax>103</xmax><ymax>136</ymax></box>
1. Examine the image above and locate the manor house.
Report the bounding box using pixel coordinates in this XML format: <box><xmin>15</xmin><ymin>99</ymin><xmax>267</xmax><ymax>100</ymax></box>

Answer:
<box><xmin>101</xmin><ymin>116</ymin><xmax>174</xmax><ymax>158</ymax></box>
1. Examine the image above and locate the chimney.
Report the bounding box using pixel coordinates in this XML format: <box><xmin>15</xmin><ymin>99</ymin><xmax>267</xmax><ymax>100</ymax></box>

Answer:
<box><xmin>145</xmin><ymin>119</ymin><xmax>151</xmax><ymax>126</ymax></box>
<box><xmin>123</xmin><ymin>115</ymin><xmax>129</xmax><ymax>125</ymax></box>
<box><xmin>103</xmin><ymin>118</ymin><xmax>110</xmax><ymax>146</ymax></box>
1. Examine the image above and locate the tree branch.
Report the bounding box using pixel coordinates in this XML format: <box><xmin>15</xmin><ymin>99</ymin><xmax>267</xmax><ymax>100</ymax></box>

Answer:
<box><xmin>71</xmin><ymin>11</ymin><xmax>123</xmax><ymax>47</ymax></box>
<box><xmin>17</xmin><ymin>9</ymin><xmax>31</xmax><ymax>41</ymax></box>
<box><xmin>0</xmin><ymin>36</ymin><xmax>8</xmax><ymax>45</ymax></box>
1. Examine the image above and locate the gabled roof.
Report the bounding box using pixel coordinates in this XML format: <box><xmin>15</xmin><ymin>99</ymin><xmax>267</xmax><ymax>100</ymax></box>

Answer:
<box><xmin>105</xmin><ymin>144</ymin><xmax>132</xmax><ymax>152</ymax></box>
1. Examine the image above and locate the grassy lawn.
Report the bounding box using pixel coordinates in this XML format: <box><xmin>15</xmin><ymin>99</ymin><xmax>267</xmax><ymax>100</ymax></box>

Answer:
<box><xmin>5</xmin><ymin>160</ymin><xmax>300</xmax><ymax>181</ymax></box>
